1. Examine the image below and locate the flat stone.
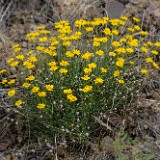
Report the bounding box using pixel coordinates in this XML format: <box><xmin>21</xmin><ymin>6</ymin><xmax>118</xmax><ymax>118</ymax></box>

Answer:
<box><xmin>105</xmin><ymin>0</ymin><xmax>124</xmax><ymax>18</ymax></box>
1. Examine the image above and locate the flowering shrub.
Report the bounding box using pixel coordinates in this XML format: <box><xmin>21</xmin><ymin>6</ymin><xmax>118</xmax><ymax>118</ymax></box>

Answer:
<box><xmin>0</xmin><ymin>16</ymin><xmax>159</xmax><ymax>143</ymax></box>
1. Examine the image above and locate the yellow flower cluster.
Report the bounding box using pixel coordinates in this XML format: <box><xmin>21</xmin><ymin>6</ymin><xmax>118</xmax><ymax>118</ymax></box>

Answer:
<box><xmin>81</xmin><ymin>52</ymin><xmax>92</xmax><ymax>60</ymax></box>
<box><xmin>81</xmin><ymin>85</ymin><xmax>93</xmax><ymax>93</ymax></box>
<box><xmin>4</xmin><ymin>15</ymin><xmax>159</xmax><ymax>111</ymax></box>
<box><xmin>48</xmin><ymin>61</ymin><xmax>58</xmax><ymax>71</ymax></box>
<box><xmin>0</xmin><ymin>69</ymin><xmax>7</xmax><ymax>74</ymax></box>
<box><xmin>8</xmin><ymin>89</ymin><xmax>16</xmax><ymax>97</ymax></box>
<box><xmin>37</xmin><ymin>103</ymin><xmax>45</xmax><ymax>109</ymax></box>
<box><xmin>63</xmin><ymin>89</ymin><xmax>77</xmax><ymax>102</ymax></box>
<box><xmin>26</xmin><ymin>27</ymin><xmax>50</xmax><ymax>42</ymax></box>
<box><xmin>116</xmin><ymin>57</ymin><xmax>125</xmax><ymax>68</ymax></box>
<box><xmin>94</xmin><ymin>78</ymin><xmax>104</xmax><ymax>84</ymax></box>
<box><xmin>74</xmin><ymin>17</ymin><xmax>108</xmax><ymax>28</ymax></box>
<box><xmin>15</xmin><ymin>99</ymin><xmax>23</xmax><ymax>107</ymax></box>
<box><xmin>45</xmin><ymin>84</ymin><xmax>54</xmax><ymax>91</ymax></box>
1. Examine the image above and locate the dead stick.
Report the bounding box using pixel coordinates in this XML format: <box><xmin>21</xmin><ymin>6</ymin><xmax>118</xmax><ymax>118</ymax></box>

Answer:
<box><xmin>92</xmin><ymin>115</ymin><xmax>112</xmax><ymax>131</ymax></box>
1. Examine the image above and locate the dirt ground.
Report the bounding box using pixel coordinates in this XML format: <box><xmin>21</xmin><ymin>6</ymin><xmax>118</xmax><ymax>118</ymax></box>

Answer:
<box><xmin>0</xmin><ymin>0</ymin><xmax>160</xmax><ymax>159</ymax></box>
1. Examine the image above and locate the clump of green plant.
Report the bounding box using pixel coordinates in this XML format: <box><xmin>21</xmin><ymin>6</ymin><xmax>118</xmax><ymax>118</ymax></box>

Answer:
<box><xmin>112</xmin><ymin>129</ymin><xmax>157</xmax><ymax>160</ymax></box>
<box><xmin>0</xmin><ymin>16</ymin><xmax>159</xmax><ymax>143</ymax></box>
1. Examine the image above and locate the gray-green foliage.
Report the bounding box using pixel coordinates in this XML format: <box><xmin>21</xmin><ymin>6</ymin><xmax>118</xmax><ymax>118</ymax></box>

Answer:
<box><xmin>112</xmin><ymin>129</ymin><xmax>157</xmax><ymax>160</ymax></box>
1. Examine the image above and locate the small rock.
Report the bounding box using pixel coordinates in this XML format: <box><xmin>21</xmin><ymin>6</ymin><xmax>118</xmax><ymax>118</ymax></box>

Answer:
<box><xmin>105</xmin><ymin>0</ymin><xmax>124</xmax><ymax>18</ymax></box>
<box><xmin>0</xmin><ymin>142</ymin><xmax>9</xmax><ymax>151</ymax></box>
<box><xmin>35</xmin><ymin>17</ymin><xmax>47</xmax><ymax>24</ymax></box>
<box><xmin>101</xmin><ymin>136</ymin><xmax>114</xmax><ymax>152</ymax></box>
<box><xmin>117</xmin><ymin>0</ymin><xmax>130</xmax><ymax>5</ymax></box>
<box><xmin>82</xmin><ymin>5</ymin><xmax>102</xmax><ymax>19</ymax></box>
<box><xmin>22</xmin><ymin>41</ymin><xmax>28</xmax><ymax>48</ymax></box>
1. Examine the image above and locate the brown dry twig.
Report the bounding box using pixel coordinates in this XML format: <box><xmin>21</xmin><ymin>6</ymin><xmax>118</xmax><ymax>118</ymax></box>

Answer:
<box><xmin>92</xmin><ymin>115</ymin><xmax>113</xmax><ymax>131</ymax></box>
<box><xmin>0</xmin><ymin>0</ymin><xmax>18</xmax><ymax>28</ymax></box>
